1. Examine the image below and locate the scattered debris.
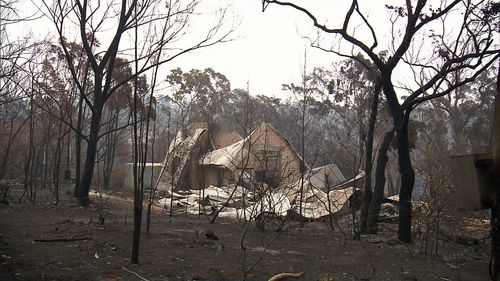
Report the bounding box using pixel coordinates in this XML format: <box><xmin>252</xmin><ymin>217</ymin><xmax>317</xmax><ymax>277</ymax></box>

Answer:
<box><xmin>379</xmin><ymin>203</ymin><xmax>399</xmax><ymax>222</ymax></box>
<box><xmin>122</xmin><ymin>266</ymin><xmax>150</xmax><ymax>281</ymax></box>
<box><xmin>152</xmin><ymin>122</ymin><xmax>366</xmax><ymax>226</ymax></box>
<box><xmin>268</xmin><ymin>271</ymin><xmax>305</xmax><ymax>281</ymax></box>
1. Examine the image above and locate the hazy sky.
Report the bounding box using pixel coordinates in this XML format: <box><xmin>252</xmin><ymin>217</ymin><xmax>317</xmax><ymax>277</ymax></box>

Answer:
<box><xmin>169</xmin><ymin>0</ymin><xmax>332</xmax><ymax>96</ymax></box>
<box><xmin>12</xmin><ymin>0</ymin><xmax>412</xmax><ymax>97</ymax></box>
<box><xmin>170</xmin><ymin>0</ymin><xmax>396</xmax><ymax>97</ymax></box>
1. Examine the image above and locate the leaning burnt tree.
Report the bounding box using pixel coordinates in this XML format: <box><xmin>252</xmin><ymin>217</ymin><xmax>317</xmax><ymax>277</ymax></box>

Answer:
<box><xmin>41</xmin><ymin>0</ymin><xmax>233</xmax><ymax>206</ymax></box>
<box><xmin>262</xmin><ymin>0</ymin><xmax>500</xmax><ymax>242</ymax></box>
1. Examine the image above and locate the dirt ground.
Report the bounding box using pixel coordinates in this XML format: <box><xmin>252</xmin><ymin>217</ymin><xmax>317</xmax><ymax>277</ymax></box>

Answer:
<box><xmin>0</xmin><ymin>186</ymin><xmax>492</xmax><ymax>281</ymax></box>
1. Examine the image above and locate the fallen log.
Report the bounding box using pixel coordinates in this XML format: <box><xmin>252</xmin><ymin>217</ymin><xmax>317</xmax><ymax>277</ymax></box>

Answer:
<box><xmin>33</xmin><ymin>237</ymin><xmax>92</xmax><ymax>243</ymax></box>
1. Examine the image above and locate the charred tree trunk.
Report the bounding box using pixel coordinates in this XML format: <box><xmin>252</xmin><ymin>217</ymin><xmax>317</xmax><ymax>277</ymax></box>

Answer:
<box><xmin>491</xmin><ymin>60</ymin><xmax>500</xmax><ymax>281</ymax></box>
<box><xmin>131</xmin><ymin>103</ymin><xmax>143</xmax><ymax>264</ymax></box>
<box><xmin>78</xmin><ymin>101</ymin><xmax>103</xmax><ymax>206</ymax></box>
<box><xmin>52</xmin><ymin>122</ymin><xmax>66</xmax><ymax>205</ymax></box>
<box><xmin>131</xmin><ymin>9</ymin><xmax>143</xmax><ymax>263</ymax></box>
<box><xmin>146</xmin><ymin>111</ymin><xmax>157</xmax><ymax>234</ymax></box>
<box><xmin>74</xmin><ymin>91</ymin><xmax>85</xmax><ymax>197</ymax></box>
<box><xmin>103</xmin><ymin>111</ymin><xmax>119</xmax><ymax>190</ymax></box>
<box><xmin>367</xmin><ymin>128</ymin><xmax>395</xmax><ymax>233</ymax></box>
<box><xmin>396</xmin><ymin>126</ymin><xmax>415</xmax><ymax>243</ymax></box>
<box><xmin>360</xmin><ymin>81</ymin><xmax>381</xmax><ymax>233</ymax></box>
<box><xmin>382</xmin><ymin>75</ymin><xmax>415</xmax><ymax>243</ymax></box>
<box><xmin>20</xmin><ymin>97</ymin><xmax>35</xmax><ymax>203</ymax></box>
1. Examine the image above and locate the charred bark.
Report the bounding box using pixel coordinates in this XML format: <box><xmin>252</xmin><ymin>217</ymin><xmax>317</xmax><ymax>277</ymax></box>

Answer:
<box><xmin>491</xmin><ymin>59</ymin><xmax>500</xmax><ymax>281</ymax></box>
<box><xmin>78</xmin><ymin>101</ymin><xmax>103</xmax><ymax>206</ymax></box>
<box><xmin>102</xmin><ymin>112</ymin><xmax>119</xmax><ymax>190</ymax></box>
<box><xmin>360</xmin><ymin>80</ymin><xmax>381</xmax><ymax>233</ymax></box>
<box><xmin>74</xmin><ymin>91</ymin><xmax>85</xmax><ymax>197</ymax></box>
<box><xmin>367</xmin><ymin>128</ymin><xmax>395</xmax><ymax>233</ymax></box>
<box><xmin>381</xmin><ymin>75</ymin><xmax>415</xmax><ymax>243</ymax></box>
<box><xmin>395</xmin><ymin>126</ymin><xmax>415</xmax><ymax>243</ymax></box>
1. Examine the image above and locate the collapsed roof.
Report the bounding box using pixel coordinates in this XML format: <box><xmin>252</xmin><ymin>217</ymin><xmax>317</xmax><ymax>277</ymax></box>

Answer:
<box><xmin>156</xmin><ymin>127</ymin><xmax>209</xmax><ymax>190</ymax></box>
<box><xmin>155</xmin><ymin>122</ymin><xmax>364</xmax><ymax>220</ymax></box>
<box><xmin>156</xmin><ymin>121</ymin><xmax>243</xmax><ymax>190</ymax></box>
<box><xmin>199</xmin><ymin>137</ymin><xmax>246</xmax><ymax>171</ymax></box>
<box><xmin>200</xmin><ymin>122</ymin><xmax>305</xmax><ymax>171</ymax></box>
<box><xmin>302</xmin><ymin>163</ymin><xmax>346</xmax><ymax>192</ymax></box>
